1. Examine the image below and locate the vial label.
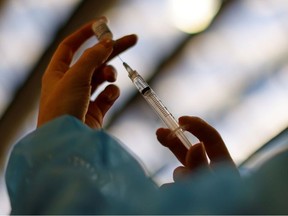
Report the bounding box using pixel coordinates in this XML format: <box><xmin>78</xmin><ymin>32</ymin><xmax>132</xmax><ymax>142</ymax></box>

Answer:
<box><xmin>92</xmin><ymin>19</ymin><xmax>113</xmax><ymax>41</ymax></box>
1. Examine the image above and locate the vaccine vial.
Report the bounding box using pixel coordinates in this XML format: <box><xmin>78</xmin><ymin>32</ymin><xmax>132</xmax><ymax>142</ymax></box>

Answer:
<box><xmin>92</xmin><ymin>17</ymin><xmax>113</xmax><ymax>41</ymax></box>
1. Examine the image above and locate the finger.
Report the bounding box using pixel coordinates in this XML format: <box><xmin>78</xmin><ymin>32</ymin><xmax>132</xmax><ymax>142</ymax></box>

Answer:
<box><xmin>173</xmin><ymin>166</ymin><xmax>192</xmax><ymax>182</ymax></box>
<box><xmin>85</xmin><ymin>84</ymin><xmax>120</xmax><ymax>128</ymax></box>
<box><xmin>185</xmin><ymin>142</ymin><xmax>209</xmax><ymax>170</ymax></box>
<box><xmin>173</xmin><ymin>143</ymin><xmax>209</xmax><ymax>182</ymax></box>
<box><xmin>179</xmin><ymin>116</ymin><xmax>234</xmax><ymax>165</ymax></box>
<box><xmin>65</xmin><ymin>40</ymin><xmax>114</xmax><ymax>87</ymax></box>
<box><xmin>156</xmin><ymin>128</ymin><xmax>188</xmax><ymax>165</ymax></box>
<box><xmin>47</xmin><ymin>21</ymin><xmax>96</xmax><ymax>74</ymax></box>
<box><xmin>100</xmin><ymin>65</ymin><xmax>117</xmax><ymax>82</ymax></box>
<box><xmin>106</xmin><ymin>34</ymin><xmax>138</xmax><ymax>62</ymax></box>
<box><xmin>91</xmin><ymin>65</ymin><xmax>117</xmax><ymax>93</ymax></box>
<box><xmin>66</xmin><ymin>34</ymin><xmax>135</xmax><ymax>87</ymax></box>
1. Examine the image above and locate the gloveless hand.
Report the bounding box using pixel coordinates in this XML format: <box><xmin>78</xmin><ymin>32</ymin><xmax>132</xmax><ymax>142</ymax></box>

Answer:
<box><xmin>37</xmin><ymin>20</ymin><xmax>137</xmax><ymax>128</ymax></box>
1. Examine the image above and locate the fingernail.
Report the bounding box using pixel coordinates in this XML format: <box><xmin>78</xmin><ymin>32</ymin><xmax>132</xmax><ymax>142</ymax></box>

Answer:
<box><xmin>101</xmin><ymin>39</ymin><xmax>114</xmax><ymax>48</ymax></box>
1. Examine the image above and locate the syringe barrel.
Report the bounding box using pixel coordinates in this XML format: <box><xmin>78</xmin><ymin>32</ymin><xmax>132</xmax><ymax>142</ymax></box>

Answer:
<box><xmin>142</xmin><ymin>88</ymin><xmax>192</xmax><ymax>149</ymax></box>
<box><xmin>142</xmin><ymin>88</ymin><xmax>178</xmax><ymax>129</ymax></box>
<box><xmin>130</xmin><ymin>72</ymin><xmax>192</xmax><ymax>149</ymax></box>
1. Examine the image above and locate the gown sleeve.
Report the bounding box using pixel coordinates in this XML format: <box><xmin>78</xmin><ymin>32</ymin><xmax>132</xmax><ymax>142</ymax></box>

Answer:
<box><xmin>5</xmin><ymin>115</ymin><xmax>159</xmax><ymax>214</ymax></box>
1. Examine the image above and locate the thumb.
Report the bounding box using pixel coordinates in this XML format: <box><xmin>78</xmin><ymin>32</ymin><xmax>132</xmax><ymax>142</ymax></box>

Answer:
<box><xmin>64</xmin><ymin>39</ymin><xmax>114</xmax><ymax>87</ymax></box>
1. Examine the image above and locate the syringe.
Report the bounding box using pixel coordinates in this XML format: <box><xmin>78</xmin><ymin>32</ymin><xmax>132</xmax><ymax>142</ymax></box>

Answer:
<box><xmin>121</xmin><ymin>61</ymin><xmax>192</xmax><ymax>150</ymax></box>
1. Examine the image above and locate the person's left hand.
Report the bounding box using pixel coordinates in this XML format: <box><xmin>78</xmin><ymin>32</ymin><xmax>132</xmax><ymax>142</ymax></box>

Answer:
<box><xmin>156</xmin><ymin>116</ymin><xmax>239</xmax><ymax>183</ymax></box>
<box><xmin>37</xmin><ymin>20</ymin><xmax>137</xmax><ymax>128</ymax></box>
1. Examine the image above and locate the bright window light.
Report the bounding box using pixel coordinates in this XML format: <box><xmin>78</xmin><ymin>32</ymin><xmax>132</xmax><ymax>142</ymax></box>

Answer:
<box><xmin>168</xmin><ymin>0</ymin><xmax>221</xmax><ymax>33</ymax></box>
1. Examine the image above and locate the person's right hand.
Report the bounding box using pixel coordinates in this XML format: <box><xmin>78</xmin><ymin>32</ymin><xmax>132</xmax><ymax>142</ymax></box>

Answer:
<box><xmin>156</xmin><ymin>116</ymin><xmax>239</xmax><ymax>182</ymax></box>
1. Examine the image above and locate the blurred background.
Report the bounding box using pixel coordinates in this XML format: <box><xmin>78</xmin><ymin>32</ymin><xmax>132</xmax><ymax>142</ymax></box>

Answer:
<box><xmin>0</xmin><ymin>0</ymin><xmax>288</xmax><ymax>213</ymax></box>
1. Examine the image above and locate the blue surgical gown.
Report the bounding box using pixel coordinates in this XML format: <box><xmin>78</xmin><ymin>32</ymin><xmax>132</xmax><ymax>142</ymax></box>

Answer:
<box><xmin>5</xmin><ymin>116</ymin><xmax>288</xmax><ymax>214</ymax></box>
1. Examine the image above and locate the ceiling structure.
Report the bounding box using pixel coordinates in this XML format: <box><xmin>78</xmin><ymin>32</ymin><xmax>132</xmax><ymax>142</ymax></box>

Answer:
<box><xmin>1</xmin><ymin>0</ymin><xmax>288</xmax><ymax>213</ymax></box>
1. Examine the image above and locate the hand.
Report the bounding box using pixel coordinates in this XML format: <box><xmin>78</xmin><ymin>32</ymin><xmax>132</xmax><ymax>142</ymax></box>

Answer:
<box><xmin>156</xmin><ymin>116</ymin><xmax>239</xmax><ymax>182</ymax></box>
<box><xmin>37</xmin><ymin>20</ymin><xmax>137</xmax><ymax>128</ymax></box>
